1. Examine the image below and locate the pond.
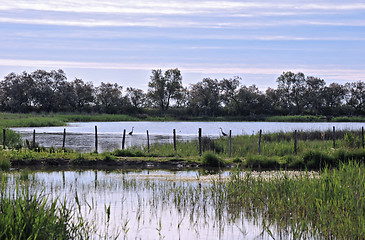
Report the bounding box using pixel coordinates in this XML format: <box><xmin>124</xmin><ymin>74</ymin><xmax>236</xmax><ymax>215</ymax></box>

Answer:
<box><xmin>5</xmin><ymin>168</ymin><xmax>315</xmax><ymax>239</ymax></box>
<box><xmin>12</xmin><ymin>121</ymin><xmax>365</xmax><ymax>152</ymax></box>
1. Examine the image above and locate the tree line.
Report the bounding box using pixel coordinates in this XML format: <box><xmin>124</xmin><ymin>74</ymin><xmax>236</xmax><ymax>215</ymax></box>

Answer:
<box><xmin>0</xmin><ymin>68</ymin><xmax>364</xmax><ymax>118</ymax></box>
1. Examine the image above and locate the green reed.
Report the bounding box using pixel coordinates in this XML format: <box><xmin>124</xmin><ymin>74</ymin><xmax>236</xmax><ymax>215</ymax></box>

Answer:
<box><xmin>0</xmin><ymin>182</ymin><xmax>91</xmax><ymax>239</ymax></box>
<box><xmin>226</xmin><ymin>161</ymin><xmax>365</xmax><ymax>239</ymax></box>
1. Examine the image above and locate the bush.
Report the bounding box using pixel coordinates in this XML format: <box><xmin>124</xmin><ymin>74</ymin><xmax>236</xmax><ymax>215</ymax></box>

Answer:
<box><xmin>246</xmin><ymin>155</ymin><xmax>281</xmax><ymax>169</ymax></box>
<box><xmin>302</xmin><ymin>150</ymin><xmax>334</xmax><ymax>169</ymax></box>
<box><xmin>201</xmin><ymin>152</ymin><xmax>225</xmax><ymax>167</ymax></box>
<box><xmin>0</xmin><ymin>156</ymin><xmax>10</xmax><ymax>171</ymax></box>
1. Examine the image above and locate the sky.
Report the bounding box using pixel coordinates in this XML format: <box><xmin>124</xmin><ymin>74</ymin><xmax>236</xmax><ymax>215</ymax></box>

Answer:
<box><xmin>0</xmin><ymin>0</ymin><xmax>365</xmax><ymax>91</ymax></box>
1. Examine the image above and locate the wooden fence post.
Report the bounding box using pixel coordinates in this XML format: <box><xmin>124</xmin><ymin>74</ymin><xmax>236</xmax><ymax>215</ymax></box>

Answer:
<box><xmin>258</xmin><ymin>129</ymin><xmax>262</xmax><ymax>155</ymax></box>
<box><xmin>62</xmin><ymin>128</ymin><xmax>66</xmax><ymax>149</ymax></box>
<box><xmin>173</xmin><ymin>129</ymin><xmax>177</xmax><ymax>152</ymax></box>
<box><xmin>122</xmin><ymin>129</ymin><xmax>126</xmax><ymax>150</ymax></box>
<box><xmin>294</xmin><ymin>130</ymin><xmax>297</xmax><ymax>155</ymax></box>
<box><xmin>147</xmin><ymin>130</ymin><xmax>150</xmax><ymax>153</ymax></box>
<box><xmin>229</xmin><ymin>130</ymin><xmax>232</xmax><ymax>157</ymax></box>
<box><xmin>333</xmin><ymin>126</ymin><xmax>336</xmax><ymax>149</ymax></box>
<box><xmin>2</xmin><ymin>128</ymin><xmax>5</xmax><ymax>149</ymax></box>
<box><xmin>95</xmin><ymin>126</ymin><xmax>98</xmax><ymax>153</ymax></box>
<box><xmin>32</xmin><ymin>129</ymin><xmax>36</xmax><ymax>149</ymax></box>
<box><xmin>199</xmin><ymin>128</ymin><xmax>202</xmax><ymax>156</ymax></box>
<box><xmin>361</xmin><ymin>127</ymin><xmax>365</xmax><ymax>148</ymax></box>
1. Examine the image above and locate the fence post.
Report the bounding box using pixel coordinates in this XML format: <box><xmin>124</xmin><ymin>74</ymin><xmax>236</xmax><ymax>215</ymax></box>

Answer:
<box><xmin>2</xmin><ymin>128</ymin><xmax>5</xmax><ymax>149</ymax></box>
<box><xmin>294</xmin><ymin>130</ymin><xmax>297</xmax><ymax>155</ymax></box>
<box><xmin>258</xmin><ymin>129</ymin><xmax>262</xmax><ymax>154</ymax></box>
<box><xmin>229</xmin><ymin>130</ymin><xmax>232</xmax><ymax>157</ymax></box>
<box><xmin>173</xmin><ymin>129</ymin><xmax>177</xmax><ymax>152</ymax></box>
<box><xmin>122</xmin><ymin>129</ymin><xmax>126</xmax><ymax>150</ymax></box>
<box><xmin>147</xmin><ymin>130</ymin><xmax>150</xmax><ymax>153</ymax></box>
<box><xmin>95</xmin><ymin>126</ymin><xmax>98</xmax><ymax>153</ymax></box>
<box><xmin>333</xmin><ymin>126</ymin><xmax>336</xmax><ymax>149</ymax></box>
<box><xmin>62</xmin><ymin>128</ymin><xmax>66</xmax><ymax>149</ymax></box>
<box><xmin>32</xmin><ymin>129</ymin><xmax>36</xmax><ymax>149</ymax></box>
<box><xmin>199</xmin><ymin>128</ymin><xmax>202</xmax><ymax>156</ymax></box>
<box><xmin>361</xmin><ymin>127</ymin><xmax>365</xmax><ymax>148</ymax></box>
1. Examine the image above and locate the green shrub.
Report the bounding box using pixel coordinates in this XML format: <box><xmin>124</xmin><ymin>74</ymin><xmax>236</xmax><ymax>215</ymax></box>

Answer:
<box><xmin>303</xmin><ymin>150</ymin><xmax>334</xmax><ymax>169</ymax></box>
<box><xmin>246</xmin><ymin>155</ymin><xmax>281</xmax><ymax>168</ymax></box>
<box><xmin>201</xmin><ymin>152</ymin><xmax>225</xmax><ymax>167</ymax></box>
<box><xmin>0</xmin><ymin>156</ymin><xmax>10</xmax><ymax>171</ymax></box>
<box><xmin>102</xmin><ymin>153</ymin><xmax>116</xmax><ymax>161</ymax></box>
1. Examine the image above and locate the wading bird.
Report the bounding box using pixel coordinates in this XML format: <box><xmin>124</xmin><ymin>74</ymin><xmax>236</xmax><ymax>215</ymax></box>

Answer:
<box><xmin>129</xmin><ymin>127</ymin><xmax>134</xmax><ymax>135</ymax></box>
<box><xmin>219</xmin><ymin>128</ymin><xmax>227</xmax><ymax>136</ymax></box>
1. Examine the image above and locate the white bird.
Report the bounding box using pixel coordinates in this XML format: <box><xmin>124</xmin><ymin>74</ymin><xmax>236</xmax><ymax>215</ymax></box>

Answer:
<box><xmin>128</xmin><ymin>127</ymin><xmax>134</xmax><ymax>135</ymax></box>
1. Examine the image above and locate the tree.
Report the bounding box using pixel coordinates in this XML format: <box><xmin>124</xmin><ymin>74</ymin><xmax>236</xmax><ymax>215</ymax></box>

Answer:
<box><xmin>147</xmin><ymin>68</ymin><xmax>183</xmax><ymax>111</ymax></box>
<box><xmin>188</xmin><ymin>78</ymin><xmax>221</xmax><ymax>116</ymax></box>
<box><xmin>276</xmin><ymin>72</ymin><xmax>306</xmax><ymax>114</ymax></box>
<box><xmin>303</xmin><ymin>76</ymin><xmax>326</xmax><ymax>115</ymax></box>
<box><xmin>126</xmin><ymin>87</ymin><xmax>146</xmax><ymax>109</ymax></box>
<box><xmin>234</xmin><ymin>85</ymin><xmax>268</xmax><ymax>116</ymax></box>
<box><xmin>219</xmin><ymin>76</ymin><xmax>241</xmax><ymax>113</ymax></box>
<box><xmin>71</xmin><ymin>78</ymin><xmax>94</xmax><ymax>111</ymax></box>
<box><xmin>345</xmin><ymin>81</ymin><xmax>365</xmax><ymax>115</ymax></box>
<box><xmin>0</xmin><ymin>72</ymin><xmax>35</xmax><ymax>112</ymax></box>
<box><xmin>96</xmin><ymin>82</ymin><xmax>124</xmax><ymax>113</ymax></box>
<box><xmin>322</xmin><ymin>83</ymin><xmax>346</xmax><ymax>117</ymax></box>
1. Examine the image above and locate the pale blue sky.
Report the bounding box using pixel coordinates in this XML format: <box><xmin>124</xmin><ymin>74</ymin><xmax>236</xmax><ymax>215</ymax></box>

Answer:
<box><xmin>0</xmin><ymin>0</ymin><xmax>364</xmax><ymax>91</ymax></box>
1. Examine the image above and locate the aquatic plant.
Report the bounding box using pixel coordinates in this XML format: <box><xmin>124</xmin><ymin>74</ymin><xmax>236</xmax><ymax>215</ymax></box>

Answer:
<box><xmin>201</xmin><ymin>152</ymin><xmax>225</xmax><ymax>167</ymax></box>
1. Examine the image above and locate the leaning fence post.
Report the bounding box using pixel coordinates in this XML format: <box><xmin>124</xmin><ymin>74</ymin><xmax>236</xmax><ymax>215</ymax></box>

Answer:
<box><xmin>173</xmin><ymin>129</ymin><xmax>177</xmax><ymax>152</ymax></box>
<box><xmin>229</xmin><ymin>130</ymin><xmax>232</xmax><ymax>157</ymax></box>
<box><xmin>361</xmin><ymin>127</ymin><xmax>365</xmax><ymax>148</ymax></box>
<box><xmin>95</xmin><ymin>126</ymin><xmax>98</xmax><ymax>153</ymax></box>
<box><xmin>258</xmin><ymin>129</ymin><xmax>262</xmax><ymax>154</ymax></box>
<box><xmin>199</xmin><ymin>128</ymin><xmax>202</xmax><ymax>156</ymax></box>
<box><xmin>2</xmin><ymin>128</ymin><xmax>5</xmax><ymax>149</ymax></box>
<box><xmin>32</xmin><ymin>129</ymin><xmax>36</xmax><ymax>149</ymax></box>
<box><xmin>122</xmin><ymin>129</ymin><xmax>126</xmax><ymax>150</ymax></box>
<box><xmin>147</xmin><ymin>130</ymin><xmax>150</xmax><ymax>153</ymax></box>
<box><xmin>333</xmin><ymin>126</ymin><xmax>336</xmax><ymax>149</ymax></box>
<box><xmin>294</xmin><ymin>130</ymin><xmax>297</xmax><ymax>155</ymax></box>
<box><xmin>62</xmin><ymin>128</ymin><xmax>66</xmax><ymax>149</ymax></box>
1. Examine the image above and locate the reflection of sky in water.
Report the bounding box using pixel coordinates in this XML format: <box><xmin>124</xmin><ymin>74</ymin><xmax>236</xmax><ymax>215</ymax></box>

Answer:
<box><xmin>11</xmin><ymin>121</ymin><xmax>365</xmax><ymax>152</ymax></box>
<box><xmin>6</xmin><ymin>169</ymin><xmax>299</xmax><ymax>239</ymax></box>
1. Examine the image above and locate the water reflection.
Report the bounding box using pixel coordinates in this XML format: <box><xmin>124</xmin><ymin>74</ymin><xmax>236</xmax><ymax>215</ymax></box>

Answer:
<box><xmin>6</xmin><ymin>169</ymin><xmax>300</xmax><ymax>239</ymax></box>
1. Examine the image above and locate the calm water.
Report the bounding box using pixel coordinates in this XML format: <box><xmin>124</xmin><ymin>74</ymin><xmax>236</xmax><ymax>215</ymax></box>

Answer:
<box><xmin>12</xmin><ymin>121</ymin><xmax>365</xmax><ymax>152</ymax></box>
<box><xmin>6</xmin><ymin>169</ymin><xmax>311</xmax><ymax>239</ymax></box>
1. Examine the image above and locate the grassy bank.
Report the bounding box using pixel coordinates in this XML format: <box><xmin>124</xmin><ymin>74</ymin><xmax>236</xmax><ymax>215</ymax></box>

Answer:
<box><xmin>226</xmin><ymin>161</ymin><xmax>365</xmax><ymax>239</ymax></box>
<box><xmin>2</xmin><ymin>129</ymin><xmax>365</xmax><ymax>169</ymax></box>
<box><xmin>2</xmin><ymin>113</ymin><xmax>365</xmax><ymax>129</ymax></box>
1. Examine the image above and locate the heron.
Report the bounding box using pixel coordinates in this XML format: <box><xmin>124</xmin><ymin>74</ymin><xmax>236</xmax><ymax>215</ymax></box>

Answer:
<box><xmin>128</xmin><ymin>127</ymin><xmax>134</xmax><ymax>135</ymax></box>
<box><xmin>219</xmin><ymin>128</ymin><xmax>227</xmax><ymax>136</ymax></box>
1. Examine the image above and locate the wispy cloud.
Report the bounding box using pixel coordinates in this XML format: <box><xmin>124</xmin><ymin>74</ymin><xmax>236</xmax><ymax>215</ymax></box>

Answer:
<box><xmin>0</xmin><ymin>58</ymin><xmax>363</xmax><ymax>82</ymax></box>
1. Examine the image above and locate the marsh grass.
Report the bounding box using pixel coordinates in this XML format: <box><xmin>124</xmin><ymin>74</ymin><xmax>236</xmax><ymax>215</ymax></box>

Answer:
<box><xmin>226</xmin><ymin>162</ymin><xmax>365</xmax><ymax>239</ymax></box>
<box><xmin>0</xmin><ymin>183</ymin><xmax>91</xmax><ymax>239</ymax></box>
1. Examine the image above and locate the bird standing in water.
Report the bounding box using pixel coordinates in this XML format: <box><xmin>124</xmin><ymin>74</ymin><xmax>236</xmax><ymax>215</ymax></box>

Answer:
<box><xmin>219</xmin><ymin>128</ymin><xmax>227</xmax><ymax>136</ymax></box>
<box><xmin>129</xmin><ymin>127</ymin><xmax>134</xmax><ymax>135</ymax></box>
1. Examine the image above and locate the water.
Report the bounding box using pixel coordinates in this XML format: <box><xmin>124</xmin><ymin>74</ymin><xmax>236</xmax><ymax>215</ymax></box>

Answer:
<box><xmin>6</xmin><ymin>169</ymin><xmax>310</xmax><ymax>239</ymax></box>
<box><xmin>11</xmin><ymin>121</ymin><xmax>365</xmax><ymax>152</ymax></box>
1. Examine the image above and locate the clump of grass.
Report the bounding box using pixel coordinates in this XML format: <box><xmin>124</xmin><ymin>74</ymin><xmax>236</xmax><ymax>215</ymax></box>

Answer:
<box><xmin>201</xmin><ymin>152</ymin><xmax>225</xmax><ymax>167</ymax></box>
<box><xmin>0</xmin><ymin>156</ymin><xmax>10</xmax><ymax>170</ymax></box>
<box><xmin>246</xmin><ymin>155</ymin><xmax>282</xmax><ymax>169</ymax></box>
<box><xmin>101</xmin><ymin>152</ymin><xmax>116</xmax><ymax>161</ymax></box>
<box><xmin>226</xmin><ymin>161</ymin><xmax>365</xmax><ymax>239</ymax></box>
<box><xmin>0</xmin><ymin>186</ymin><xmax>90</xmax><ymax>239</ymax></box>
